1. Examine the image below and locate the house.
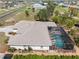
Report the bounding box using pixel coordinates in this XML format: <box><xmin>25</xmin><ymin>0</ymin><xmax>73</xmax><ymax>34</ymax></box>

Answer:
<box><xmin>32</xmin><ymin>3</ymin><xmax>46</xmax><ymax>10</ymax></box>
<box><xmin>8</xmin><ymin>21</ymin><xmax>57</xmax><ymax>50</ymax></box>
<box><xmin>77</xmin><ymin>1</ymin><xmax>79</xmax><ymax>6</ymax></box>
<box><xmin>0</xmin><ymin>1</ymin><xmax>6</xmax><ymax>8</ymax></box>
<box><xmin>0</xmin><ymin>0</ymin><xmax>13</xmax><ymax>9</ymax></box>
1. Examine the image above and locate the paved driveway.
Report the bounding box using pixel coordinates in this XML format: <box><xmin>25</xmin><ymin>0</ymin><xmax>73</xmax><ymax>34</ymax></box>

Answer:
<box><xmin>0</xmin><ymin>54</ymin><xmax>13</xmax><ymax>59</ymax></box>
<box><xmin>0</xmin><ymin>27</ymin><xmax>13</xmax><ymax>33</ymax></box>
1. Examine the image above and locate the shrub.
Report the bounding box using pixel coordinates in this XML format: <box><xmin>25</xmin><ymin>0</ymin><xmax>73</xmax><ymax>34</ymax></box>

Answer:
<box><xmin>8</xmin><ymin>47</ymin><xmax>17</xmax><ymax>52</ymax></box>
<box><xmin>28</xmin><ymin>47</ymin><xmax>32</xmax><ymax>52</ymax></box>
<box><xmin>13</xmin><ymin>55</ymin><xmax>79</xmax><ymax>59</ymax></box>
<box><xmin>75</xmin><ymin>37</ymin><xmax>79</xmax><ymax>47</ymax></box>
<box><xmin>68</xmin><ymin>29</ymin><xmax>75</xmax><ymax>35</ymax></box>
<box><xmin>25</xmin><ymin>10</ymin><xmax>29</xmax><ymax>16</ymax></box>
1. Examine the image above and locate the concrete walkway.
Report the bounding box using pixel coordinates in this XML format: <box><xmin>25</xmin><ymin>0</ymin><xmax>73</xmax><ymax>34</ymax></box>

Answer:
<box><xmin>0</xmin><ymin>26</ymin><xmax>13</xmax><ymax>33</ymax></box>
<box><xmin>0</xmin><ymin>53</ymin><xmax>5</xmax><ymax>59</ymax></box>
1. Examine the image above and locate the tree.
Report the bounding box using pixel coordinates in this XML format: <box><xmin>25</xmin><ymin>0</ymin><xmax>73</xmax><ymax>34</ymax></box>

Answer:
<box><xmin>47</xmin><ymin>1</ymin><xmax>57</xmax><ymax>16</ymax></box>
<box><xmin>54</xmin><ymin>10</ymin><xmax>59</xmax><ymax>16</ymax></box>
<box><xmin>69</xmin><ymin>5</ymin><xmax>78</xmax><ymax>17</ymax></box>
<box><xmin>52</xmin><ymin>16</ymin><xmax>60</xmax><ymax>23</ymax></box>
<box><xmin>52</xmin><ymin>16</ymin><xmax>66</xmax><ymax>25</ymax></box>
<box><xmin>25</xmin><ymin>10</ymin><xmax>29</xmax><ymax>16</ymax></box>
<box><xmin>37</xmin><ymin>9</ymin><xmax>49</xmax><ymax>21</ymax></box>
<box><xmin>8</xmin><ymin>47</ymin><xmax>16</xmax><ymax>52</ymax></box>
<box><xmin>65</xmin><ymin>19</ymin><xmax>76</xmax><ymax>29</ymax></box>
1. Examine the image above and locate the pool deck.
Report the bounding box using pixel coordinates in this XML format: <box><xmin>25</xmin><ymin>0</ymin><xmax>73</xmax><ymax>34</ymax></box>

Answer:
<box><xmin>50</xmin><ymin>27</ymin><xmax>74</xmax><ymax>50</ymax></box>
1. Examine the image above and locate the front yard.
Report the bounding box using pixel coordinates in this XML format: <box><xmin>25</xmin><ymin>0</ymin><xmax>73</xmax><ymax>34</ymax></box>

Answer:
<box><xmin>12</xmin><ymin>54</ymin><xmax>79</xmax><ymax>59</ymax></box>
<box><xmin>4</xmin><ymin>6</ymin><xmax>39</xmax><ymax>26</ymax></box>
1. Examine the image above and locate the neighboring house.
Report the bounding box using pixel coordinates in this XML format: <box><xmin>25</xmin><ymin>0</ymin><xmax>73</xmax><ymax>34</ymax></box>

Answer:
<box><xmin>0</xmin><ymin>1</ymin><xmax>6</xmax><ymax>8</ymax></box>
<box><xmin>0</xmin><ymin>0</ymin><xmax>13</xmax><ymax>9</ymax></box>
<box><xmin>7</xmin><ymin>21</ymin><xmax>57</xmax><ymax>50</ymax></box>
<box><xmin>32</xmin><ymin>3</ymin><xmax>46</xmax><ymax>10</ymax></box>
<box><xmin>77</xmin><ymin>1</ymin><xmax>79</xmax><ymax>6</ymax></box>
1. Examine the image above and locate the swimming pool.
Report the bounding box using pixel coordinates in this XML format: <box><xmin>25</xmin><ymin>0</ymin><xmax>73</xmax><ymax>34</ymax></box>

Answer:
<box><xmin>48</xmin><ymin>27</ymin><xmax>74</xmax><ymax>50</ymax></box>
<box><xmin>50</xmin><ymin>34</ymin><xmax>64</xmax><ymax>48</ymax></box>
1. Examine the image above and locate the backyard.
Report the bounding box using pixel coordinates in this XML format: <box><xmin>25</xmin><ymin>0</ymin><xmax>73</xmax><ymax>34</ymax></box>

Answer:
<box><xmin>52</xmin><ymin>4</ymin><xmax>79</xmax><ymax>48</ymax></box>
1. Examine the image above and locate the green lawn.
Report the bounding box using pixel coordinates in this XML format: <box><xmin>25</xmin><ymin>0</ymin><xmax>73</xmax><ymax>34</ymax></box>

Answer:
<box><xmin>13</xmin><ymin>55</ymin><xmax>79</xmax><ymax>59</ymax></box>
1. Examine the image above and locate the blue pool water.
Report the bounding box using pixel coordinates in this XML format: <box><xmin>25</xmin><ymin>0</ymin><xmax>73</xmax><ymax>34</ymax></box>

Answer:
<box><xmin>51</xmin><ymin>34</ymin><xmax>64</xmax><ymax>48</ymax></box>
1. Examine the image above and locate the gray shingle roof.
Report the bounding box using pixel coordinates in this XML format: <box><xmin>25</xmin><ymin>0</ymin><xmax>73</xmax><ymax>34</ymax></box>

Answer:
<box><xmin>8</xmin><ymin>21</ymin><xmax>57</xmax><ymax>46</ymax></box>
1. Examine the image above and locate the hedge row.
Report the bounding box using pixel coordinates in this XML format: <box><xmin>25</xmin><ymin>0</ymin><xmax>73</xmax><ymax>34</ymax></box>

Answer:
<box><xmin>13</xmin><ymin>55</ymin><xmax>79</xmax><ymax>59</ymax></box>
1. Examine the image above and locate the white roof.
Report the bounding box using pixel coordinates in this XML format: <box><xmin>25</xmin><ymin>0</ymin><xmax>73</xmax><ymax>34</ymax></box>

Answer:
<box><xmin>0</xmin><ymin>1</ymin><xmax>3</xmax><ymax>3</ymax></box>
<box><xmin>32</xmin><ymin>3</ymin><xmax>46</xmax><ymax>9</ymax></box>
<box><xmin>8</xmin><ymin>21</ymin><xmax>57</xmax><ymax>46</ymax></box>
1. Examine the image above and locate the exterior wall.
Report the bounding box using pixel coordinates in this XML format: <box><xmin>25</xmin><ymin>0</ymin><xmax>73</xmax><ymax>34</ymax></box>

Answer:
<box><xmin>30</xmin><ymin>46</ymin><xmax>49</xmax><ymax>50</ymax></box>
<box><xmin>77</xmin><ymin>1</ymin><xmax>79</xmax><ymax>5</ymax></box>
<box><xmin>10</xmin><ymin>46</ymin><xmax>49</xmax><ymax>50</ymax></box>
<box><xmin>10</xmin><ymin>46</ymin><xmax>28</xmax><ymax>50</ymax></box>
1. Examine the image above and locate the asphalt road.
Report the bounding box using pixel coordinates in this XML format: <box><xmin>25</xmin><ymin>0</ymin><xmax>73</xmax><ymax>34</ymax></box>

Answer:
<box><xmin>0</xmin><ymin>7</ymin><xmax>25</xmax><ymax>21</ymax></box>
